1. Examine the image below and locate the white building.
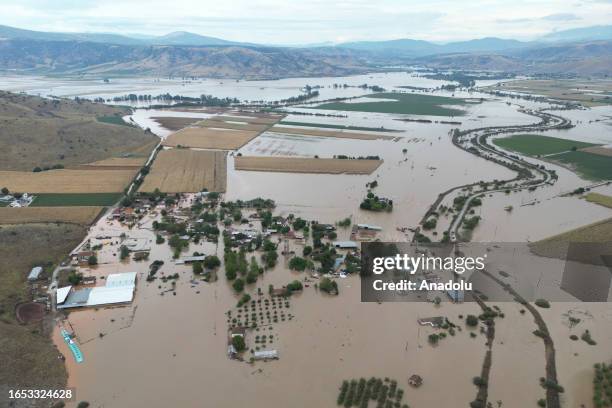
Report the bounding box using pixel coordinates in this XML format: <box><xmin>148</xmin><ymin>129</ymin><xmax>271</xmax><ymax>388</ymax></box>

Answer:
<box><xmin>28</xmin><ymin>266</ymin><xmax>43</xmax><ymax>281</ymax></box>
<box><xmin>332</xmin><ymin>241</ymin><xmax>359</xmax><ymax>249</ymax></box>
<box><xmin>253</xmin><ymin>349</ymin><xmax>279</xmax><ymax>360</ymax></box>
<box><xmin>57</xmin><ymin>272</ymin><xmax>137</xmax><ymax>309</ymax></box>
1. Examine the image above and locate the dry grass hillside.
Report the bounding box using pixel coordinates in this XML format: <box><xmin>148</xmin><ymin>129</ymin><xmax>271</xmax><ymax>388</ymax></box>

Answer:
<box><xmin>0</xmin><ymin>223</ymin><xmax>87</xmax><ymax>404</ymax></box>
<box><xmin>0</xmin><ymin>91</ymin><xmax>158</xmax><ymax>171</ymax></box>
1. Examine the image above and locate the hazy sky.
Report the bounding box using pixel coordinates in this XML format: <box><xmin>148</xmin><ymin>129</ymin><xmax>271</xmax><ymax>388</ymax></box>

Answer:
<box><xmin>1</xmin><ymin>0</ymin><xmax>611</xmax><ymax>44</ymax></box>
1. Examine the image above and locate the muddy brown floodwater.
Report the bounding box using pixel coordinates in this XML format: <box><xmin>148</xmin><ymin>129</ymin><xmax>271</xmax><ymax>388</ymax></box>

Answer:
<box><xmin>44</xmin><ymin>76</ymin><xmax>612</xmax><ymax>407</ymax></box>
<box><xmin>55</xmin><ymin>210</ymin><xmax>488</xmax><ymax>407</ymax></box>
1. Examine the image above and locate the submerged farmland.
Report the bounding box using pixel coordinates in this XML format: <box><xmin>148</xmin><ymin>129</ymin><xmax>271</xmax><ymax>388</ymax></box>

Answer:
<box><xmin>312</xmin><ymin>92</ymin><xmax>475</xmax><ymax>116</ymax></box>
<box><xmin>2</xmin><ymin>71</ymin><xmax>611</xmax><ymax>408</ymax></box>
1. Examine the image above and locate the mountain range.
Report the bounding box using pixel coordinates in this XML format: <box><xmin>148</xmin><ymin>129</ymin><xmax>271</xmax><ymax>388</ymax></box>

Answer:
<box><xmin>0</xmin><ymin>25</ymin><xmax>247</xmax><ymax>47</ymax></box>
<box><xmin>1</xmin><ymin>24</ymin><xmax>611</xmax><ymax>78</ymax></box>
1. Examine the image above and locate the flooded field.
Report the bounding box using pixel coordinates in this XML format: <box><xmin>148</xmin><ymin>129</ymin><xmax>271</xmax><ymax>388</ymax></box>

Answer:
<box><xmin>0</xmin><ymin>72</ymin><xmax>454</xmax><ymax>105</ymax></box>
<box><xmin>4</xmin><ymin>71</ymin><xmax>608</xmax><ymax>407</ymax></box>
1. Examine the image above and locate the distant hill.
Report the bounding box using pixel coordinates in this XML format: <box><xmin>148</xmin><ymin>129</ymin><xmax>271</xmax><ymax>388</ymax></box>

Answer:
<box><xmin>439</xmin><ymin>37</ymin><xmax>527</xmax><ymax>53</ymax></box>
<box><xmin>0</xmin><ymin>38</ymin><xmax>368</xmax><ymax>79</ymax></box>
<box><xmin>338</xmin><ymin>38</ymin><xmax>437</xmax><ymax>56</ymax></box>
<box><xmin>0</xmin><ymin>24</ymin><xmax>144</xmax><ymax>45</ymax></box>
<box><xmin>151</xmin><ymin>31</ymin><xmax>244</xmax><ymax>46</ymax></box>
<box><xmin>0</xmin><ymin>24</ymin><xmax>611</xmax><ymax>77</ymax></box>
<box><xmin>414</xmin><ymin>41</ymin><xmax>612</xmax><ymax>76</ymax></box>
<box><xmin>540</xmin><ymin>25</ymin><xmax>612</xmax><ymax>43</ymax></box>
<box><xmin>0</xmin><ymin>25</ymin><xmax>245</xmax><ymax>47</ymax></box>
<box><xmin>338</xmin><ymin>37</ymin><xmax>528</xmax><ymax>57</ymax></box>
<box><xmin>0</xmin><ymin>91</ymin><xmax>157</xmax><ymax>171</ymax></box>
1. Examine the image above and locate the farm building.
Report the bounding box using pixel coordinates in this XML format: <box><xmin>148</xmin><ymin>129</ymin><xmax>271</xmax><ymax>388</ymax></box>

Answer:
<box><xmin>253</xmin><ymin>349</ymin><xmax>278</xmax><ymax>360</ymax></box>
<box><xmin>81</xmin><ymin>276</ymin><xmax>97</xmax><ymax>285</ymax></box>
<box><xmin>175</xmin><ymin>255</ymin><xmax>206</xmax><ymax>265</ymax></box>
<box><xmin>56</xmin><ymin>286</ymin><xmax>72</xmax><ymax>305</ymax></box>
<box><xmin>57</xmin><ymin>272</ymin><xmax>137</xmax><ymax>309</ymax></box>
<box><xmin>230</xmin><ymin>326</ymin><xmax>246</xmax><ymax>339</ymax></box>
<box><xmin>332</xmin><ymin>241</ymin><xmax>358</xmax><ymax>249</ymax></box>
<box><xmin>270</xmin><ymin>288</ymin><xmax>287</xmax><ymax>297</ymax></box>
<box><xmin>123</xmin><ymin>238</ymin><xmax>151</xmax><ymax>252</ymax></box>
<box><xmin>105</xmin><ymin>272</ymin><xmax>137</xmax><ymax>287</ymax></box>
<box><xmin>111</xmin><ymin>207</ymin><xmax>136</xmax><ymax>220</ymax></box>
<box><xmin>133</xmin><ymin>251</ymin><xmax>149</xmax><ymax>261</ymax></box>
<box><xmin>28</xmin><ymin>266</ymin><xmax>43</xmax><ymax>282</ymax></box>
<box><xmin>356</xmin><ymin>223</ymin><xmax>382</xmax><ymax>231</ymax></box>
<box><xmin>73</xmin><ymin>251</ymin><xmax>95</xmax><ymax>263</ymax></box>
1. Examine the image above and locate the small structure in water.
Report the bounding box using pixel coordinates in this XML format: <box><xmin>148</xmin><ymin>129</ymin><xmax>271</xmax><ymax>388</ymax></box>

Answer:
<box><xmin>253</xmin><ymin>349</ymin><xmax>278</xmax><ymax>361</ymax></box>
<box><xmin>228</xmin><ymin>327</ymin><xmax>246</xmax><ymax>359</ymax></box>
<box><xmin>332</xmin><ymin>241</ymin><xmax>358</xmax><ymax>249</ymax></box>
<box><xmin>417</xmin><ymin>317</ymin><xmax>444</xmax><ymax>328</ymax></box>
<box><xmin>409</xmin><ymin>374</ymin><xmax>423</xmax><ymax>387</ymax></box>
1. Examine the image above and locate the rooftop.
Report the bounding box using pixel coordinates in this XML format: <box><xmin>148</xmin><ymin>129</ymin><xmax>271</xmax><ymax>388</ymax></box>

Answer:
<box><xmin>27</xmin><ymin>266</ymin><xmax>43</xmax><ymax>281</ymax></box>
<box><xmin>332</xmin><ymin>241</ymin><xmax>359</xmax><ymax>249</ymax></box>
<box><xmin>56</xmin><ymin>285</ymin><xmax>72</xmax><ymax>304</ymax></box>
<box><xmin>57</xmin><ymin>272</ymin><xmax>137</xmax><ymax>309</ymax></box>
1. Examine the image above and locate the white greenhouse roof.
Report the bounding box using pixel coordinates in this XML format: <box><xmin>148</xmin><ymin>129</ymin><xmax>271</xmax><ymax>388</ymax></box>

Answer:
<box><xmin>87</xmin><ymin>286</ymin><xmax>134</xmax><ymax>306</ymax></box>
<box><xmin>56</xmin><ymin>286</ymin><xmax>72</xmax><ymax>304</ymax></box>
<box><xmin>56</xmin><ymin>272</ymin><xmax>137</xmax><ymax>309</ymax></box>
<box><xmin>254</xmin><ymin>349</ymin><xmax>278</xmax><ymax>359</ymax></box>
<box><xmin>104</xmin><ymin>272</ymin><xmax>137</xmax><ymax>288</ymax></box>
<box><xmin>28</xmin><ymin>266</ymin><xmax>43</xmax><ymax>281</ymax></box>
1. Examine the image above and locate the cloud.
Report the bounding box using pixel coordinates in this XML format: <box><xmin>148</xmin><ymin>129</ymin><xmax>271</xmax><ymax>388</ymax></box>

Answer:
<box><xmin>497</xmin><ymin>13</ymin><xmax>581</xmax><ymax>24</ymax></box>
<box><xmin>0</xmin><ymin>0</ymin><xmax>607</xmax><ymax>44</ymax></box>
<box><xmin>541</xmin><ymin>13</ymin><xmax>581</xmax><ymax>21</ymax></box>
<box><xmin>496</xmin><ymin>17</ymin><xmax>533</xmax><ymax>24</ymax></box>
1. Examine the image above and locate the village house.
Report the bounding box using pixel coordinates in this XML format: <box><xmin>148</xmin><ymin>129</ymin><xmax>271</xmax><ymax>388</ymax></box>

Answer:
<box><xmin>174</xmin><ymin>255</ymin><xmax>206</xmax><ymax>265</ymax></box>
<box><xmin>73</xmin><ymin>251</ymin><xmax>95</xmax><ymax>264</ymax></box>
<box><xmin>227</xmin><ymin>326</ymin><xmax>246</xmax><ymax>358</ymax></box>
<box><xmin>270</xmin><ymin>288</ymin><xmax>287</xmax><ymax>297</ymax></box>
<box><xmin>111</xmin><ymin>207</ymin><xmax>136</xmax><ymax>221</ymax></box>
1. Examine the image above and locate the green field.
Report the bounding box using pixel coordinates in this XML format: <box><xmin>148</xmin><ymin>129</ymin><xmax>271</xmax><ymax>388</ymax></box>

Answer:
<box><xmin>31</xmin><ymin>193</ymin><xmax>122</xmax><ymax>207</ymax></box>
<box><xmin>278</xmin><ymin>121</ymin><xmax>399</xmax><ymax>132</ymax></box>
<box><xmin>96</xmin><ymin>115</ymin><xmax>133</xmax><ymax>127</ymax></box>
<box><xmin>493</xmin><ymin>134</ymin><xmax>598</xmax><ymax>156</ymax></box>
<box><xmin>585</xmin><ymin>192</ymin><xmax>612</xmax><ymax>209</ymax></box>
<box><xmin>311</xmin><ymin>93</ymin><xmax>470</xmax><ymax>116</ymax></box>
<box><xmin>552</xmin><ymin>151</ymin><xmax>612</xmax><ymax>181</ymax></box>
